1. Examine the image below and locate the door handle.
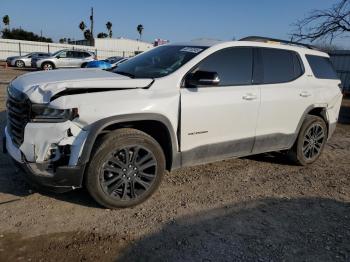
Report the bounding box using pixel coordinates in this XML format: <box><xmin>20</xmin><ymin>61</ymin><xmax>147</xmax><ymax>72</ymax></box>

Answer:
<box><xmin>300</xmin><ymin>91</ymin><xmax>311</xmax><ymax>98</ymax></box>
<box><xmin>242</xmin><ymin>94</ymin><xmax>257</xmax><ymax>101</ymax></box>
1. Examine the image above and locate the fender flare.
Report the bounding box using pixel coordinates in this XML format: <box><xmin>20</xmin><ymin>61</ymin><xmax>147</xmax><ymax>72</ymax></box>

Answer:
<box><xmin>77</xmin><ymin>113</ymin><xmax>180</xmax><ymax>169</ymax></box>
<box><xmin>289</xmin><ymin>105</ymin><xmax>329</xmax><ymax>148</ymax></box>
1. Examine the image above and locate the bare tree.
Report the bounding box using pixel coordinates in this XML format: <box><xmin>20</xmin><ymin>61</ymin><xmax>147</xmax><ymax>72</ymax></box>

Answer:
<box><xmin>291</xmin><ymin>0</ymin><xmax>350</xmax><ymax>43</ymax></box>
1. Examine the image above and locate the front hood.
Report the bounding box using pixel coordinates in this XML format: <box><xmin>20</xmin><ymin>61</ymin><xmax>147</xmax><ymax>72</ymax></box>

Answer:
<box><xmin>11</xmin><ymin>69</ymin><xmax>153</xmax><ymax>103</ymax></box>
<box><xmin>7</xmin><ymin>56</ymin><xmax>20</xmax><ymax>60</ymax></box>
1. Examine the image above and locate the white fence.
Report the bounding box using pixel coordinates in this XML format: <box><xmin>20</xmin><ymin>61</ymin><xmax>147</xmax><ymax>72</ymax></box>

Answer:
<box><xmin>0</xmin><ymin>39</ymin><xmax>138</xmax><ymax>60</ymax></box>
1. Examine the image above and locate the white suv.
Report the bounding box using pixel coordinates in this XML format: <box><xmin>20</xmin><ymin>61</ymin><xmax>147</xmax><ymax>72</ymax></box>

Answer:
<box><xmin>4</xmin><ymin>37</ymin><xmax>342</xmax><ymax>208</ymax></box>
<box><xmin>32</xmin><ymin>49</ymin><xmax>95</xmax><ymax>70</ymax></box>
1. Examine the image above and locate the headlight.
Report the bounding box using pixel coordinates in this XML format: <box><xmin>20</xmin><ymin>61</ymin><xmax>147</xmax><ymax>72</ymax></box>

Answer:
<box><xmin>31</xmin><ymin>104</ymin><xmax>79</xmax><ymax>122</ymax></box>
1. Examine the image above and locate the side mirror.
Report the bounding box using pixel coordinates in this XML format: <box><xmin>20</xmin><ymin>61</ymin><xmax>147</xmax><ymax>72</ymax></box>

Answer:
<box><xmin>187</xmin><ymin>70</ymin><xmax>220</xmax><ymax>87</ymax></box>
<box><xmin>56</xmin><ymin>56</ymin><xmax>60</xmax><ymax>59</ymax></box>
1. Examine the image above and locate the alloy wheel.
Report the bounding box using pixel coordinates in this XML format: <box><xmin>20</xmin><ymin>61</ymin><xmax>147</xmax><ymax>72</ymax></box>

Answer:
<box><xmin>16</xmin><ymin>61</ymin><xmax>24</xmax><ymax>68</ymax></box>
<box><xmin>100</xmin><ymin>146</ymin><xmax>157</xmax><ymax>201</ymax></box>
<box><xmin>43</xmin><ymin>64</ymin><xmax>53</xmax><ymax>70</ymax></box>
<box><xmin>302</xmin><ymin>123</ymin><xmax>325</xmax><ymax>160</ymax></box>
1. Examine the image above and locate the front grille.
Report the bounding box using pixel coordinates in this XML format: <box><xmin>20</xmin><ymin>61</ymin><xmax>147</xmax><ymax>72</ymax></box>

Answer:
<box><xmin>6</xmin><ymin>87</ymin><xmax>31</xmax><ymax>147</ymax></box>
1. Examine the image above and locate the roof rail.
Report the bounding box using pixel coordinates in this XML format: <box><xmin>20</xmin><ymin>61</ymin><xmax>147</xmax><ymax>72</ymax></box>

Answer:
<box><xmin>239</xmin><ymin>36</ymin><xmax>320</xmax><ymax>51</ymax></box>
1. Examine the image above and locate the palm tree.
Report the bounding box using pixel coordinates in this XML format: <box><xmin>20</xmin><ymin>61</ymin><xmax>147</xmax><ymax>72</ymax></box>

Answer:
<box><xmin>106</xmin><ymin>21</ymin><xmax>112</xmax><ymax>38</ymax></box>
<box><xmin>79</xmin><ymin>21</ymin><xmax>86</xmax><ymax>33</ymax></box>
<box><xmin>137</xmin><ymin>24</ymin><xmax>144</xmax><ymax>40</ymax></box>
<box><xmin>84</xmin><ymin>29</ymin><xmax>92</xmax><ymax>40</ymax></box>
<box><xmin>2</xmin><ymin>15</ymin><xmax>10</xmax><ymax>29</ymax></box>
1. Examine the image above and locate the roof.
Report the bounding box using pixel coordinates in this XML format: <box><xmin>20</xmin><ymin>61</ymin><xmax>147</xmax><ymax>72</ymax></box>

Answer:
<box><xmin>169</xmin><ymin>37</ymin><xmax>327</xmax><ymax>56</ymax></box>
<box><xmin>169</xmin><ymin>39</ymin><xmax>224</xmax><ymax>47</ymax></box>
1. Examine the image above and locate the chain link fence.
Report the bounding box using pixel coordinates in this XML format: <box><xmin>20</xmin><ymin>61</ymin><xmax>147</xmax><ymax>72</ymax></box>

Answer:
<box><xmin>0</xmin><ymin>39</ymin><xmax>137</xmax><ymax>60</ymax></box>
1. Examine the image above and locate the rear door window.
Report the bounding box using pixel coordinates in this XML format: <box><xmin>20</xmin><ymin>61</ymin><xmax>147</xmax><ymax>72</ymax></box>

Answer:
<box><xmin>71</xmin><ymin>51</ymin><xmax>82</xmax><ymax>58</ymax></box>
<box><xmin>306</xmin><ymin>55</ymin><xmax>338</xmax><ymax>79</ymax></box>
<box><xmin>66</xmin><ymin>51</ymin><xmax>75</xmax><ymax>58</ymax></box>
<box><xmin>260</xmin><ymin>48</ymin><xmax>303</xmax><ymax>84</ymax></box>
<box><xmin>83</xmin><ymin>52</ymin><xmax>91</xmax><ymax>58</ymax></box>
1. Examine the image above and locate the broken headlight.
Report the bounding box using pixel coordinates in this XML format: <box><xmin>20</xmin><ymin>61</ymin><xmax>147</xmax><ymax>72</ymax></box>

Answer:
<box><xmin>31</xmin><ymin>104</ymin><xmax>79</xmax><ymax>122</ymax></box>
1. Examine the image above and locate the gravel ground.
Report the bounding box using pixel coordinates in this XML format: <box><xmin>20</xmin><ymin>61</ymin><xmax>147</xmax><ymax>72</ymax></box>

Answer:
<box><xmin>0</xmin><ymin>66</ymin><xmax>349</xmax><ymax>262</ymax></box>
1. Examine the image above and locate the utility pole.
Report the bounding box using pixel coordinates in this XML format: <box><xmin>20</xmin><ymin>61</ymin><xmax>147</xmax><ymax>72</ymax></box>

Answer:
<box><xmin>90</xmin><ymin>7</ymin><xmax>94</xmax><ymax>46</ymax></box>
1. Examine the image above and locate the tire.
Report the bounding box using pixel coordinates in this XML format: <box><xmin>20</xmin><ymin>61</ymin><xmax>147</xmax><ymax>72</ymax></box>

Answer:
<box><xmin>81</xmin><ymin>62</ymin><xmax>88</xmax><ymax>68</ymax></box>
<box><xmin>15</xmin><ymin>60</ymin><xmax>25</xmax><ymax>68</ymax></box>
<box><xmin>288</xmin><ymin>115</ymin><xmax>328</xmax><ymax>166</ymax></box>
<box><xmin>41</xmin><ymin>62</ymin><xmax>54</xmax><ymax>71</ymax></box>
<box><xmin>86</xmin><ymin>128</ymin><xmax>165</xmax><ymax>208</ymax></box>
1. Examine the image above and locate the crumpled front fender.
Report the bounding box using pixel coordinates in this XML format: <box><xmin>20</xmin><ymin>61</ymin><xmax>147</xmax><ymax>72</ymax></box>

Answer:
<box><xmin>20</xmin><ymin>120</ymin><xmax>88</xmax><ymax>165</ymax></box>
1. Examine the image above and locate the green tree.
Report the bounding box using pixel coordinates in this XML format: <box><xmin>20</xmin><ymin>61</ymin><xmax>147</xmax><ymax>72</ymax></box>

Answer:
<box><xmin>2</xmin><ymin>15</ymin><xmax>10</xmax><ymax>29</ymax></box>
<box><xmin>137</xmin><ymin>24</ymin><xmax>144</xmax><ymax>40</ymax></box>
<box><xmin>106</xmin><ymin>21</ymin><xmax>113</xmax><ymax>38</ymax></box>
<box><xmin>2</xmin><ymin>28</ymin><xmax>52</xmax><ymax>42</ymax></box>
<box><xmin>97</xmin><ymin>32</ymin><xmax>108</xmax><ymax>38</ymax></box>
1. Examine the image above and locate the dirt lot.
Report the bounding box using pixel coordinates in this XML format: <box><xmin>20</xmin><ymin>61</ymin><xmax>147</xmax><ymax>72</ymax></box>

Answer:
<box><xmin>0</xmin><ymin>65</ymin><xmax>349</xmax><ymax>262</ymax></box>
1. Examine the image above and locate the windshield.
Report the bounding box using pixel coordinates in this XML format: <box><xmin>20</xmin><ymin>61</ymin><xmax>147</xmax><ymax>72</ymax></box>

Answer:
<box><xmin>113</xmin><ymin>45</ymin><xmax>207</xmax><ymax>78</ymax></box>
<box><xmin>51</xmin><ymin>50</ymin><xmax>62</xmax><ymax>57</ymax></box>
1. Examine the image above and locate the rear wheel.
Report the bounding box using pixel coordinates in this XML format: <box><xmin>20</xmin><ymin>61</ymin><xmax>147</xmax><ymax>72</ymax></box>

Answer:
<box><xmin>288</xmin><ymin>115</ymin><xmax>328</xmax><ymax>166</ymax></box>
<box><xmin>86</xmin><ymin>128</ymin><xmax>165</xmax><ymax>208</ymax></box>
<box><xmin>42</xmin><ymin>62</ymin><xmax>54</xmax><ymax>71</ymax></box>
<box><xmin>15</xmin><ymin>60</ymin><xmax>25</xmax><ymax>68</ymax></box>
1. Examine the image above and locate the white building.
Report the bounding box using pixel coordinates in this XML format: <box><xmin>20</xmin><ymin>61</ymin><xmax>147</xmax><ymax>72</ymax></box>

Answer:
<box><xmin>0</xmin><ymin>37</ymin><xmax>154</xmax><ymax>60</ymax></box>
<box><xmin>72</xmin><ymin>37</ymin><xmax>154</xmax><ymax>58</ymax></box>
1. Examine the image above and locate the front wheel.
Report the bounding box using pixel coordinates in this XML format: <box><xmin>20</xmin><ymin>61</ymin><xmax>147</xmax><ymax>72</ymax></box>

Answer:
<box><xmin>15</xmin><ymin>60</ymin><xmax>25</xmax><ymax>68</ymax></box>
<box><xmin>288</xmin><ymin>115</ymin><xmax>328</xmax><ymax>166</ymax></box>
<box><xmin>86</xmin><ymin>128</ymin><xmax>165</xmax><ymax>208</ymax></box>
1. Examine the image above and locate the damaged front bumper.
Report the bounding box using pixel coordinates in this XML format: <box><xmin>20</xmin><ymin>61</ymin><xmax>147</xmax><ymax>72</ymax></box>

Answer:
<box><xmin>3</xmin><ymin>121</ymin><xmax>88</xmax><ymax>192</ymax></box>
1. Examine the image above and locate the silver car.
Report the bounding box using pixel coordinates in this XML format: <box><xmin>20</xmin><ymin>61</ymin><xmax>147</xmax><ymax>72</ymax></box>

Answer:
<box><xmin>6</xmin><ymin>52</ymin><xmax>50</xmax><ymax>68</ymax></box>
<box><xmin>33</xmin><ymin>49</ymin><xmax>96</xmax><ymax>70</ymax></box>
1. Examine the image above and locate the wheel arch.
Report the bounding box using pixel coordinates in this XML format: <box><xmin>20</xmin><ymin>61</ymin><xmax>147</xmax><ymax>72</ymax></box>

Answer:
<box><xmin>291</xmin><ymin>105</ymin><xmax>330</xmax><ymax>147</ymax></box>
<box><xmin>41</xmin><ymin>61</ymin><xmax>55</xmax><ymax>69</ymax></box>
<box><xmin>78</xmin><ymin>113</ymin><xmax>180</xmax><ymax>172</ymax></box>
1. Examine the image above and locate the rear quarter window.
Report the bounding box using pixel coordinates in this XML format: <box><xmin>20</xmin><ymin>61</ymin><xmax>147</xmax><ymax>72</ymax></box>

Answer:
<box><xmin>306</xmin><ymin>55</ymin><xmax>338</xmax><ymax>79</ymax></box>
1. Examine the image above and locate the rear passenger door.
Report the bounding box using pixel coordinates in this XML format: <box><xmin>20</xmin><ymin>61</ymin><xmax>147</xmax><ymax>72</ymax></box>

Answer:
<box><xmin>69</xmin><ymin>51</ymin><xmax>83</xmax><ymax>67</ymax></box>
<box><xmin>253</xmin><ymin>47</ymin><xmax>311</xmax><ymax>153</ymax></box>
<box><xmin>180</xmin><ymin>47</ymin><xmax>260</xmax><ymax>165</ymax></box>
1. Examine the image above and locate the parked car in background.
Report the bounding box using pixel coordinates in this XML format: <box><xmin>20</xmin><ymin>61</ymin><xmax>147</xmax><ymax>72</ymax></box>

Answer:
<box><xmin>85</xmin><ymin>60</ymin><xmax>113</xmax><ymax>70</ymax></box>
<box><xmin>32</xmin><ymin>49</ymin><xmax>95</xmax><ymax>70</ymax></box>
<box><xmin>6</xmin><ymin>52</ymin><xmax>51</xmax><ymax>68</ymax></box>
<box><xmin>105</xmin><ymin>56</ymin><xmax>129</xmax><ymax>67</ymax></box>
<box><xmin>4</xmin><ymin>37</ymin><xmax>342</xmax><ymax>208</ymax></box>
<box><xmin>85</xmin><ymin>56</ymin><xmax>128</xmax><ymax>70</ymax></box>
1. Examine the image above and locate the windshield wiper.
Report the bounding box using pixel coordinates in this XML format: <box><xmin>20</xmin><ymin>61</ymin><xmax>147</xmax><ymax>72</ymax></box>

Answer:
<box><xmin>115</xmin><ymin>71</ymin><xmax>135</xmax><ymax>78</ymax></box>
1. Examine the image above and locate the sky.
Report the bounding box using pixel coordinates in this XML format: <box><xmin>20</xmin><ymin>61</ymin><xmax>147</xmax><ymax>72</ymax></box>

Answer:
<box><xmin>0</xmin><ymin>0</ymin><xmax>348</xmax><ymax>47</ymax></box>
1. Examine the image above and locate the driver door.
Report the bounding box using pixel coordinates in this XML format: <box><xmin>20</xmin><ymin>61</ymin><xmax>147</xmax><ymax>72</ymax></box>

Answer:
<box><xmin>180</xmin><ymin>47</ymin><xmax>260</xmax><ymax>166</ymax></box>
